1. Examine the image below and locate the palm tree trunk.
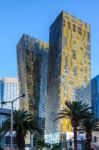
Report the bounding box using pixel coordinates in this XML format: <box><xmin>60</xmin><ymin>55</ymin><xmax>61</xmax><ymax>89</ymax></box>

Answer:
<box><xmin>86</xmin><ymin>132</ymin><xmax>92</xmax><ymax>150</ymax></box>
<box><xmin>73</xmin><ymin>127</ymin><xmax>77</xmax><ymax>150</ymax></box>
<box><xmin>16</xmin><ymin>133</ymin><xmax>25</xmax><ymax>150</ymax></box>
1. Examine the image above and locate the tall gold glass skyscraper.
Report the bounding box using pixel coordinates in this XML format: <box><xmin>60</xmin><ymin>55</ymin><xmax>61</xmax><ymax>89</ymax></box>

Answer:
<box><xmin>45</xmin><ymin>11</ymin><xmax>91</xmax><ymax>143</ymax></box>
<box><xmin>17</xmin><ymin>34</ymin><xmax>48</xmax><ymax>130</ymax></box>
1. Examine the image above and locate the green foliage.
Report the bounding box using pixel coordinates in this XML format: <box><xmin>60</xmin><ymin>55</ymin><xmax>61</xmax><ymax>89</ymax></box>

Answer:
<box><xmin>79</xmin><ymin>116</ymin><xmax>99</xmax><ymax>132</ymax></box>
<box><xmin>37</xmin><ymin>138</ymin><xmax>49</xmax><ymax>149</ymax></box>
<box><xmin>79</xmin><ymin>116</ymin><xmax>99</xmax><ymax>149</ymax></box>
<box><xmin>0</xmin><ymin>109</ymin><xmax>42</xmax><ymax>149</ymax></box>
<box><xmin>51</xmin><ymin>144</ymin><xmax>61</xmax><ymax>150</ymax></box>
<box><xmin>58</xmin><ymin>100</ymin><xmax>91</xmax><ymax>150</ymax></box>
<box><xmin>58</xmin><ymin>100</ymin><xmax>91</xmax><ymax>127</ymax></box>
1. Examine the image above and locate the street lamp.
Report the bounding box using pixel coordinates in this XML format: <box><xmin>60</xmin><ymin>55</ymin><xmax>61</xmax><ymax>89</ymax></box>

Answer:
<box><xmin>2</xmin><ymin>94</ymin><xmax>25</xmax><ymax>150</ymax></box>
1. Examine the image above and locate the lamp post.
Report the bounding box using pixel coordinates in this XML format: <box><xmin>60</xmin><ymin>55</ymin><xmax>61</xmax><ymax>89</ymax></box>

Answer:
<box><xmin>2</xmin><ymin>94</ymin><xmax>25</xmax><ymax>150</ymax></box>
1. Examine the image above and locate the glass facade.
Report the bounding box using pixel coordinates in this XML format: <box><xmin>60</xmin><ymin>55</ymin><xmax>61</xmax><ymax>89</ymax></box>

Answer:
<box><xmin>0</xmin><ymin>78</ymin><xmax>19</xmax><ymax>110</ymax></box>
<box><xmin>17</xmin><ymin>34</ymin><xmax>48</xmax><ymax>130</ymax></box>
<box><xmin>0</xmin><ymin>108</ymin><xmax>11</xmax><ymax>147</ymax></box>
<box><xmin>0</xmin><ymin>108</ymin><xmax>10</xmax><ymax>127</ymax></box>
<box><xmin>91</xmin><ymin>75</ymin><xmax>99</xmax><ymax>119</ymax></box>
<box><xmin>45</xmin><ymin>11</ymin><xmax>91</xmax><ymax>143</ymax></box>
<box><xmin>0</xmin><ymin>80</ymin><xmax>3</xmax><ymax>107</ymax></box>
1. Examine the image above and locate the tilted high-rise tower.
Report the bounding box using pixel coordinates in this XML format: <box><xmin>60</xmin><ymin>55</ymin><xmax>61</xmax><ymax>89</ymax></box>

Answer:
<box><xmin>45</xmin><ymin>11</ymin><xmax>91</xmax><ymax>143</ymax></box>
<box><xmin>17</xmin><ymin>34</ymin><xmax>48</xmax><ymax>131</ymax></box>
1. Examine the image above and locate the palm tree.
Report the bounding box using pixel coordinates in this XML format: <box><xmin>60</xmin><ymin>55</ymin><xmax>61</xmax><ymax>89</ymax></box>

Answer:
<box><xmin>0</xmin><ymin>109</ymin><xmax>42</xmax><ymax>150</ymax></box>
<box><xmin>79</xmin><ymin>117</ymin><xmax>99</xmax><ymax>150</ymax></box>
<box><xmin>58</xmin><ymin>100</ymin><xmax>91</xmax><ymax>150</ymax></box>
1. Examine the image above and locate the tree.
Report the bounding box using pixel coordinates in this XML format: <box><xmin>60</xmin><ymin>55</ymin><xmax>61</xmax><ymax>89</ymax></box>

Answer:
<box><xmin>51</xmin><ymin>144</ymin><xmax>61</xmax><ymax>150</ymax></box>
<box><xmin>37</xmin><ymin>138</ymin><xmax>49</xmax><ymax>150</ymax></box>
<box><xmin>58</xmin><ymin>101</ymin><xmax>91</xmax><ymax>150</ymax></box>
<box><xmin>0</xmin><ymin>109</ymin><xmax>42</xmax><ymax>150</ymax></box>
<box><xmin>79</xmin><ymin>116</ymin><xmax>99</xmax><ymax>150</ymax></box>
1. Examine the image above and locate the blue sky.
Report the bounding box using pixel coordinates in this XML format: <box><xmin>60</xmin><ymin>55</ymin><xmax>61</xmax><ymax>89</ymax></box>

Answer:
<box><xmin>0</xmin><ymin>0</ymin><xmax>99</xmax><ymax>78</ymax></box>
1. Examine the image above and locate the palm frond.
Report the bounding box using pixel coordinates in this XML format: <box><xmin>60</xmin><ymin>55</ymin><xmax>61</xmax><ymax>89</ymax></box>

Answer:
<box><xmin>58</xmin><ymin>100</ymin><xmax>91</xmax><ymax>127</ymax></box>
<box><xmin>79</xmin><ymin>116</ymin><xmax>99</xmax><ymax>132</ymax></box>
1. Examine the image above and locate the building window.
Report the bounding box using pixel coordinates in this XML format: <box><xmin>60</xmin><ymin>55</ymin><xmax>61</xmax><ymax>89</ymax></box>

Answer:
<box><xmin>85</xmin><ymin>67</ymin><xmax>87</xmax><ymax>73</ymax></box>
<box><xmin>65</xmin><ymin>57</ymin><xmax>68</xmax><ymax>66</ymax></box>
<box><xmin>78</xmin><ymin>27</ymin><xmax>82</xmax><ymax>35</ymax></box>
<box><xmin>72</xmin><ymin>50</ymin><xmax>76</xmax><ymax>59</ymax></box>
<box><xmin>60</xmin><ymin>133</ymin><xmax>63</xmax><ymax>141</ymax></box>
<box><xmin>63</xmin><ymin>19</ymin><xmax>66</xmax><ymax>26</ymax></box>
<box><xmin>73</xmin><ymin>24</ymin><xmax>76</xmax><ymax>32</ymax></box>
<box><xmin>26</xmin><ymin>65</ymin><xmax>31</xmax><ymax>72</ymax></box>
<box><xmin>26</xmin><ymin>49</ymin><xmax>30</xmax><ymax>55</ymax></box>
<box><xmin>63</xmin><ymin>37</ymin><xmax>67</xmax><ymax>48</ymax></box>
<box><xmin>68</xmin><ymin>21</ymin><xmax>71</xmax><ymax>29</ymax></box>
<box><xmin>63</xmin><ymin>134</ymin><xmax>66</xmax><ymax>141</ymax></box>
<box><xmin>64</xmin><ymin>57</ymin><xmax>69</xmax><ymax>73</ymax></box>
